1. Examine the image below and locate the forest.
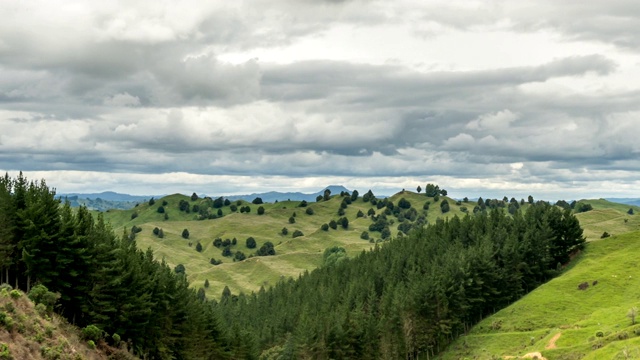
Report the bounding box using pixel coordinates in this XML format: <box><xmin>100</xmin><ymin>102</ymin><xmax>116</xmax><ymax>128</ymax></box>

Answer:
<box><xmin>0</xmin><ymin>173</ymin><xmax>585</xmax><ymax>359</ymax></box>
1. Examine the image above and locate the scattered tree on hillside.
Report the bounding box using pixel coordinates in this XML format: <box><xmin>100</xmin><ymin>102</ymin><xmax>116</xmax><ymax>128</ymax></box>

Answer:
<box><xmin>252</xmin><ymin>197</ymin><xmax>263</xmax><ymax>205</ymax></box>
<box><xmin>329</xmin><ymin>220</ymin><xmax>338</xmax><ymax>230</ymax></box>
<box><xmin>234</xmin><ymin>251</ymin><xmax>246</xmax><ymax>262</ymax></box>
<box><xmin>298</xmin><ymin>200</ymin><xmax>308</xmax><ymax>207</ymax></box>
<box><xmin>174</xmin><ymin>264</ymin><xmax>186</xmax><ymax>275</ymax></box>
<box><xmin>339</xmin><ymin>217</ymin><xmax>349</xmax><ymax>229</ymax></box>
<box><xmin>157</xmin><ymin>206</ymin><xmax>165</xmax><ymax>214</ymax></box>
<box><xmin>289</xmin><ymin>216</ymin><xmax>296</xmax><ymax>224</ymax></box>
<box><xmin>246</xmin><ymin>237</ymin><xmax>257</xmax><ymax>249</ymax></box>
<box><xmin>182</xmin><ymin>229</ymin><xmax>190</xmax><ymax>239</ymax></box>
<box><xmin>204</xmin><ymin>279</ymin><xmax>210</xmax><ymax>288</ymax></box>
<box><xmin>305</xmin><ymin>207</ymin><xmax>314</xmax><ymax>215</ymax></box>
<box><xmin>131</xmin><ymin>212</ymin><xmax>138</xmax><ymax>220</ymax></box>
<box><xmin>257</xmin><ymin>242</ymin><xmax>276</xmax><ymax>256</ymax></box>
<box><xmin>360</xmin><ymin>231</ymin><xmax>369</xmax><ymax>240</ymax></box>
<box><xmin>292</xmin><ymin>230</ymin><xmax>304</xmax><ymax>238</ymax></box>
<box><xmin>257</xmin><ymin>206</ymin><xmax>265</xmax><ymax>215</ymax></box>
<box><xmin>321</xmin><ymin>223</ymin><xmax>329</xmax><ymax>231</ymax></box>
<box><xmin>195</xmin><ymin>242</ymin><xmax>203</xmax><ymax>252</ymax></box>
<box><xmin>191</xmin><ymin>192</ymin><xmax>198</xmax><ymax>201</ymax></box>
<box><xmin>149</xmin><ymin>198</ymin><xmax>155</xmax><ymax>206</ymax></box>
<box><xmin>351</xmin><ymin>190</ymin><xmax>359</xmax><ymax>202</ymax></box>
<box><xmin>323</xmin><ymin>189</ymin><xmax>331</xmax><ymax>201</ymax></box>
<box><xmin>224</xmin><ymin>198</ymin><xmax>231</xmax><ymax>206</ymax></box>
<box><xmin>357</xmin><ymin>210</ymin><xmax>364</xmax><ymax>218</ymax></box>
<box><xmin>440</xmin><ymin>199</ymin><xmax>450</xmax><ymax>213</ymax></box>
<box><xmin>628</xmin><ymin>208</ymin><xmax>635</xmax><ymax>215</ymax></box>
<box><xmin>158</xmin><ymin>228</ymin><xmax>164</xmax><ymax>238</ymax></box>
<box><xmin>281</xmin><ymin>227</ymin><xmax>288</xmax><ymax>236</ymax></box>
<box><xmin>416</xmin><ymin>185</ymin><xmax>422</xmax><ymax>193</ymax></box>
<box><xmin>316</xmin><ymin>195</ymin><xmax>323</xmax><ymax>202</ymax></box>
<box><xmin>398</xmin><ymin>198</ymin><xmax>411</xmax><ymax>209</ymax></box>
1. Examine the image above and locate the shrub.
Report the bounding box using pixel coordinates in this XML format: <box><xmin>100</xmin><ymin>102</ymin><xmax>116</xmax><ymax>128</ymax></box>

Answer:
<box><xmin>0</xmin><ymin>284</ymin><xmax>11</xmax><ymax>292</ymax></box>
<box><xmin>601</xmin><ymin>232</ymin><xmax>610</xmax><ymax>239</ymax></box>
<box><xmin>360</xmin><ymin>231</ymin><xmax>369</xmax><ymax>240</ymax></box>
<box><xmin>157</xmin><ymin>206</ymin><xmax>165</xmax><ymax>214</ymax></box>
<box><xmin>87</xmin><ymin>340</ymin><xmax>96</xmax><ymax>349</ymax></box>
<box><xmin>281</xmin><ymin>227</ymin><xmax>288</xmax><ymax>236</ymax></box>
<box><xmin>130</xmin><ymin>212</ymin><xmax>138</xmax><ymax>220</ymax></box>
<box><xmin>305</xmin><ymin>207</ymin><xmax>314</xmax><ymax>215</ymax></box>
<box><xmin>288</xmin><ymin>216</ymin><xmax>295</xmax><ymax>224</ymax></box>
<box><xmin>195</xmin><ymin>242</ymin><xmax>203</xmax><ymax>252</ymax></box>
<box><xmin>292</xmin><ymin>230</ymin><xmax>304</xmax><ymax>238</ymax></box>
<box><xmin>112</xmin><ymin>333</ymin><xmax>121</xmax><ymax>346</ymax></box>
<box><xmin>0</xmin><ymin>343</ymin><xmax>11</xmax><ymax>360</ymax></box>
<box><xmin>82</xmin><ymin>325</ymin><xmax>103</xmax><ymax>342</ymax></box>
<box><xmin>321</xmin><ymin>223</ymin><xmax>329</xmax><ymax>231</ymax></box>
<box><xmin>9</xmin><ymin>290</ymin><xmax>20</xmax><ymax>299</ymax></box>
<box><xmin>595</xmin><ymin>331</ymin><xmax>604</xmax><ymax>337</ymax></box>
<box><xmin>257</xmin><ymin>206</ymin><xmax>265</xmax><ymax>215</ymax></box>
<box><xmin>182</xmin><ymin>229</ymin><xmax>190</xmax><ymax>239</ymax></box>
<box><xmin>246</xmin><ymin>237</ymin><xmax>257</xmax><ymax>249</ymax></box>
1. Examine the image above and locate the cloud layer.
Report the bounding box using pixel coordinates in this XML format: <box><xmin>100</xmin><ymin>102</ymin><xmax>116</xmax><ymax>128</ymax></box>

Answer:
<box><xmin>1</xmin><ymin>0</ymin><xmax>640</xmax><ymax>199</ymax></box>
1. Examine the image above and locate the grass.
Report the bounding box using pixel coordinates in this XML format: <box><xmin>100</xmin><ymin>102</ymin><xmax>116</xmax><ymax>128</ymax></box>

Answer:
<box><xmin>100</xmin><ymin>191</ymin><xmax>471</xmax><ymax>298</ymax></box>
<box><xmin>438</xmin><ymin>229</ymin><xmax>640</xmax><ymax>360</ymax></box>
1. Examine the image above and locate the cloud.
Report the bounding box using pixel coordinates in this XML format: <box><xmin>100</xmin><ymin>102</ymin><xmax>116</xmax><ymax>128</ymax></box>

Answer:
<box><xmin>466</xmin><ymin>109</ymin><xmax>519</xmax><ymax>131</ymax></box>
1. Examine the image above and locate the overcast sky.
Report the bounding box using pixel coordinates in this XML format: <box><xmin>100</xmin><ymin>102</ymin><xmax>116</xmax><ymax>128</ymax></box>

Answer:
<box><xmin>1</xmin><ymin>0</ymin><xmax>639</xmax><ymax>200</ymax></box>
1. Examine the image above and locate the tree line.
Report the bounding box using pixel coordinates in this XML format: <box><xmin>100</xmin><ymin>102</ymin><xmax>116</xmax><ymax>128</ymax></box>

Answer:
<box><xmin>0</xmin><ymin>173</ymin><xmax>232</xmax><ymax>359</ymax></box>
<box><xmin>217</xmin><ymin>200</ymin><xmax>585</xmax><ymax>359</ymax></box>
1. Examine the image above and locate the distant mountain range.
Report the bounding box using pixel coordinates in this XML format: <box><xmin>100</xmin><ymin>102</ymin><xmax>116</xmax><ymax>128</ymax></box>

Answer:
<box><xmin>606</xmin><ymin>198</ymin><xmax>640</xmax><ymax>207</ymax></box>
<box><xmin>225</xmin><ymin>185</ymin><xmax>352</xmax><ymax>203</ymax></box>
<box><xmin>56</xmin><ymin>185</ymin><xmax>361</xmax><ymax>210</ymax></box>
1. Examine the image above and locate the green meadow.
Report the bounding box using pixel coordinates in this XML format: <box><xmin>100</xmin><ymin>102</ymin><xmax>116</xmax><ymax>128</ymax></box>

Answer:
<box><xmin>439</xmin><ymin>201</ymin><xmax>640</xmax><ymax>359</ymax></box>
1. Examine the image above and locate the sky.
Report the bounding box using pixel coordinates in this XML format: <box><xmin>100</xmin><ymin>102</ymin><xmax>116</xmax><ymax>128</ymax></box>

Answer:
<box><xmin>1</xmin><ymin>0</ymin><xmax>639</xmax><ymax>200</ymax></box>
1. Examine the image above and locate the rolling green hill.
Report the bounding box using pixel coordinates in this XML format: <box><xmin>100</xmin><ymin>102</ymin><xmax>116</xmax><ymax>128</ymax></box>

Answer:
<box><xmin>100</xmin><ymin>191</ymin><xmax>475</xmax><ymax>298</ymax></box>
<box><xmin>438</xmin><ymin>201</ymin><xmax>640</xmax><ymax>360</ymax></box>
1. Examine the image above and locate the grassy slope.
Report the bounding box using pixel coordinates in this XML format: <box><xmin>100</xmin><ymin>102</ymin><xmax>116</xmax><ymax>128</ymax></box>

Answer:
<box><xmin>100</xmin><ymin>191</ymin><xmax>473</xmax><ymax>298</ymax></box>
<box><xmin>0</xmin><ymin>289</ymin><xmax>108</xmax><ymax>360</ymax></box>
<box><xmin>439</xmin><ymin>202</ymin><xmax>640</xmax><ymax>360</ymax></box>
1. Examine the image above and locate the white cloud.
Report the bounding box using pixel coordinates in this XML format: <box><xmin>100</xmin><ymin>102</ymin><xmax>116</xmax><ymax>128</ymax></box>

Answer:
<box><xmin>466</xmin><ymin>109</ymin><xmax>519</xmax><ymax>131</ymax></box>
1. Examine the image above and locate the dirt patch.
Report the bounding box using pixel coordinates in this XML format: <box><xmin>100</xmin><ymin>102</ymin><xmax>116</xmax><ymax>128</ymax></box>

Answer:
<box><xmin>546</xmin><ymin>333</ymin><xmax>561</xmax><ymax>350</ymax></box>
<box><xmin>504</xmin><ymin>352</ymin><xmax>547</xmax><ymax>360</ymax></box>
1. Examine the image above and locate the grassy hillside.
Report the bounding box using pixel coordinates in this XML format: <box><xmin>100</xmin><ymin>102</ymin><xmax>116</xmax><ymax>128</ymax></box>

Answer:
<box><xmin>0</xmin><ymin>288</ymin><xmax>112</xmax><ymax>360</ymax></box>
<box><xmin>575</xmin><ymin>199</ymin><xmax>640</xmax><ymax>241</ymax></box>
<box><xmin>438</xmin><ymin>229</ymin><xmax>640</xmax><ymax>359</ymax></box>
<box><xmin>100</xmin><ymin>191</ymin><xmax>474</xmax><ymax>298</ymax></box>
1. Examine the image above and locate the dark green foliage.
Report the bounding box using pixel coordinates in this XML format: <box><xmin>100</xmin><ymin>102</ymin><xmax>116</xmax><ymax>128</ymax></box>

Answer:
<box><xmin>257</xmin><ymin>242</ymin><xmax>276</xmax><ymax>256</ymax></box>
<box><xmin>218</xmin><ymin>203</ymin><xmax>584</xmax><ymax>359</ymax></box>
<box><xmin>153</xmin><ymin>227</ymin><xmax>159</xmax><ymax>236</ymax></box>
<box><xmin>192</xmin><ymin>204</ymin><xmax>199</xmax><ymax>213</ymax></box>
<box><xmin>178</xmin><ymin>199</ymin><xmax>189</xmax><ymax>212</ymax></box>
<box><xmin>230</xmin><ymin>204</ymin><xmax>238</xmax><ymax>212</ymax></box>
<box><xmin>131</xmin><ymin>225</ymin><xmax>142</xmax><ymax>234</ymax></box>
<box><xmin>158</xmin><ymin>228</ymin><xmax>164</xmax><ymax>238</ymax></box>
<box><xmin>163</xmin><ymin>212</ymin><xmax>169</xmax><ymax>220</ymax></box>
<box><xmin>360</xmin><ymin>231</ymin><xmax>369</xmax><ymax>240</ymax></box>
<box><xmin>162</xmin><ymin>200</ymin><xmax>168</xmax><ymax>206</ymax></box>
<box><xmin>416</xmin><ymin>185</ymin><xmax>422</xmax><ymax>193</ymax></box>
<box><xmin>351</xmin><ymin>190</ymin><xmax>359</xmax><ymax>202</ymax></box>
<box><xmin>440</xmin><ymin>199</ymin><xmax>450</xmax><ymax>213</ymax></box>
<box><xmin>252</xmin><ymin>197</ymin><xmax>263</xmax><ymax>205</ymax></box>
<box><xmin>575</xmin><ymin>202</ymin><xmax>593</xmax><ymax>213</ymax></box>
<box><xmin>322</xmin><ymin>247</ymin><xmax>347</xmax><ymax>267</ymax></box>
<box><xmin>234</xmin><ymin>251</ymin><xmax>246</xmax><ymax>261</ymax></box>
<box><xmin>357</xmin><ymin>210</ymin><xmax>364</xmax><ymax>218</ymax></box>
<box><xmin>149</xmin><ymin>198</ymin><xmax>155</xmax><ymax>206</ymax></box>
<box><xmin>339</xmin><ymin>217</ymin><xmax>349</xmax><ymax>229</ymax></box>
<box><xmin>316</xmin><ymin>195</ymin><xmax>323</xmax><ymax>202</ymax></box>
<box><xmin>281</xmin><ymin>227</ymin><xmax>288</xmax><ymax>236</ymax></box>
<box><xmin>204</xmin><ymin>279</ymin><xmax>210</xmax><ymax>288</ymax></box>
<box><xmin>191</xmin><ymin>192</ymin><xmax>198</xmax><ymax>201</ymax></box>
<box><xmin>289</xmin><ymin>216</ymin><xmax>295</xmax><ymax>224</ymax></box>
<box><xmin>181</xmin><ymin>228</ymin><xmax>189</xmax><ymax>239</ymax></box>
<box><xmin>130</xmin><ymin>212</ymin><xmax>138</xmax><ymax>220</ymax></box>
<box><xmin>224</xmin><ymin>198</ymin><xmax>231</xmax><ymax>206</ymax></box>
<box><xmin>337</xmin><ymin>207</ymin><xmax>345</xmax><ymax>216</ymax></box>
<box><xmin>174</xmin><ymin>264</ymin><xmax>186</xmax><ymax>274</ymax></box>
<box><xmin>329</xmin><ymin>220</ymin><xmax>338</xmax><ymax>230</ymax></box>
<box><xmin>210</xmin><ymin>258</ymin><xmax>222</xmax><ymax>265</ymax></box>
<box><xmin>601</xmin><ymin>232</ymin><xmax>610</xmax><ymax>239</ymax></box>
<box><xmin>217</xmin><ymin>208</ymin><xmax>223</xmax><ymax>217</ymax></box>
<box><xmin>367</xmin><ymin>208</ymin><xmax>375</xmax><ymax>216</ymax></box>
<box><xmin>323</xmin><ymin>189</ymin><xmax>331</xmax><ymax>201</ymax></box>
<box><xmin>305</xmin><ymin>207</ymin><xmax>314</xmax><ymax>215</ymax></box>
<box><xmin>222</xmin><ymin>247</ymin><xmax>233</xmax><ymax>257</ymax></box>
<box><xmin>257</xmin><ymin>206</ymin><xmax>265</xmax><ymax>215</ymax></box>
<box><xmin>195</xmin><ymin>242</ymin><xmax>203</xmax><ymax>252</ymax></box>
<box><xmin>212</xmin><ymin>197</ymin><xmax>224</xmax><ymax>208</ymax></box>
<box><xmin>298</xmin><ymin>200</ymin><xmax>308</xmax><ymax>207</ymax></box>
<box><xmin>380</xmin><ymin>227</ymin><xmax>391</xmax><ymax>239</ymax></box>
<box><xmin>629</xmin><ymin>208</ymin><xmax>635</xmax><ymax>215</ymax></box>
<box><xmin>292</xmin><ymin>230</ymin><xmax>304</xmax><ymax>238</ymax></box>
<box><xmin>213</xmin><ymin>238</ymin><xmax>222</xmax><ymax>248</ymax></box>
<box><xmin>425</xmin><ymin>183</ymin><xmax>440</xmax><ymax>197</ymax></box>
<box><xmin>232</xmin><ymin>238</ymin><xmax>237</xmax><ymax>245</ymax></box>
<box><xmin>82</xmin><ymin>325</ymin><xmax>103</xmax><ymax>342</ymax></box>
<box><xmin>246</xmin><ymin>237</ymin><xmax>257</xmax><ymax>249</ymax></box>
<box><xmin>398</xmin><ymin>198</ymin><xmax>411</xmax><ymax>209</ymax></box>
<box><xmin>321</xmin><ymin>223</ymin><xmax>329</xmax><ymax>231</ymax></box>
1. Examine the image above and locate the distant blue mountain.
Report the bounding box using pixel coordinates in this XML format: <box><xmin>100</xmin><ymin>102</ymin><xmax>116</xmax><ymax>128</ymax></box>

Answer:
<box><xmin>226</xmin><ymin>185</ymin><xmax>352</xmax><ymax>203</ymax></box>
<box><xmin>606</xmin><ymin>198</ymin><xmax>640</xmax><ymax>207</ymax></box>
<box><xmin>57</xmin><ymin>191</ymin><xmax>156</xmax><ymax>202</ymax></box>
